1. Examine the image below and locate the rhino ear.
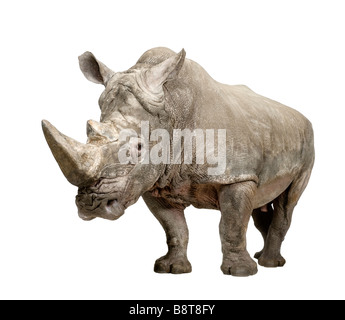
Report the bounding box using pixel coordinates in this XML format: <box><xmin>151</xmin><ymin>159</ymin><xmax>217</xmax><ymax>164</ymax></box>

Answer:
<box><xmin>78</xmin><ymin>52</ymin><xmax>114</xmax><ymax>86</ymax></box>
<box><xmin>144</xmin><ymin>49</ymin><xmax>186</xmax><ymax>94</ymax></box>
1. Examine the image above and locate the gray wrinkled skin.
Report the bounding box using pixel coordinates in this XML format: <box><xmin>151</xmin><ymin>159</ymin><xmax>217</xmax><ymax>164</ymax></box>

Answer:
<box><xmin>42</xmin><ymin>47</ymin><xmax>314</xmax><ymax>276</ymax></box>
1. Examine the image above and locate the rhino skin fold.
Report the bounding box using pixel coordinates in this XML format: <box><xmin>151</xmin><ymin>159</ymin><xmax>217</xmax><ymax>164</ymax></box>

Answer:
<box><xmin>42</xmin><ymin>47</ymin><xmax>314</xmax><ymax>277</ymax></box>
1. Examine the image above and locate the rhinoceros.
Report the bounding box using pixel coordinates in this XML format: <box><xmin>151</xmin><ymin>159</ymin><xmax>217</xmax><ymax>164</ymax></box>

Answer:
<box><xmin>42</xmin><ymin>47</ymin><xmax>314</xmax><ymax>277</ymax></box>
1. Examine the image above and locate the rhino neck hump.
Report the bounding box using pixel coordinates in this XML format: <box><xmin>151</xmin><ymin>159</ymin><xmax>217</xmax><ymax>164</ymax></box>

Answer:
<box><xmin>132</xmin><ymin>48</ymin><xmax>217</xmax><ymax>129</ymax></box>
<box><xmin>163</xmin><ymin>59</ymin><xmax>218</xmax><ymax>129</ymax></box>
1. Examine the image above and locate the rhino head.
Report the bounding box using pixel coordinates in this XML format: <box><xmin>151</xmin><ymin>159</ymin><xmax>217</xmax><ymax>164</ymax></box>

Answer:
<box><xmin>42</xmin><ymin>48</ymin><xmax>186</xmax><ymax>221</ymax></box>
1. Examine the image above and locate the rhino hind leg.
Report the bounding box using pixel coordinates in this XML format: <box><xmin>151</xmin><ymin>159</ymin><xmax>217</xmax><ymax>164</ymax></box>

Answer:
<box><xmin>142</xmin><ymin>192</ymin><xmax>192</xmax><ymax>274</ymax></box>
<box><xmin>219</xmin><ymin>181</ymin><xmax>258</xmax><ymax>277</ymax></box>
<box><xmin>252</xmin><ymin>204</ymin><xmax>274</xmax><ymax>259</ymax></box>
<box><xmin>256</xmin><ymin>194</ymin><xmax>292</xmax><ymax>268</ymax></box>
<box><xmin>257</xmin><ymin>168</ymin><xmax>313</xmax><ymax>268</ymax></box>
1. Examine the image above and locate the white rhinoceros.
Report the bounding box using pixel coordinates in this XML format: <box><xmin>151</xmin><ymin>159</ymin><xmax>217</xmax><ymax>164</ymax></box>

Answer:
<box><xmin>42</xmin><ymin>47</ymin><xmax>314</xmax><ymax>276</ymax></box>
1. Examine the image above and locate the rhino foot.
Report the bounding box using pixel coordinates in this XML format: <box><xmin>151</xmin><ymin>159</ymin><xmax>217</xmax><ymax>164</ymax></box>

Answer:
<box><xmin>254</xmin><ymin>249</ymin><xmax>264</xmax><ymax>259</ymax></box>
<box><xmin>258</xmin><ymin>254</ymin><xmax>286</xmax><ymax>268</ymax></box>
<box><xmin>221</xmin><ymin>252</ymin><xmax>258</xmax><ymax>277</ymax></box>
<box><xmin>154</xmin><ymin>255</ymin><xmax>192</xmax><ymax>274</ymax></box>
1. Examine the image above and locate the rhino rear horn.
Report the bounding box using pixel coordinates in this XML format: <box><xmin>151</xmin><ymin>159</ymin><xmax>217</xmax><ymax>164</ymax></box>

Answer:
<box><xmin>86</xmin><ymin>120</ymin><xmax>119</xmax><ymax>143</ymax></box>
<box><xmin>42</xmin><ymin>120</ymin><xmax>102</xmax><ymax>186</ymax></box>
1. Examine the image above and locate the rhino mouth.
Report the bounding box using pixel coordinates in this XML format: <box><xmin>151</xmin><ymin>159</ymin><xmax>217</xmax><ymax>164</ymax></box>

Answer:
<box><xmin>76</xmin><ymin>193</ymin><xmax>125</xmax><ymax>221</ymax></box>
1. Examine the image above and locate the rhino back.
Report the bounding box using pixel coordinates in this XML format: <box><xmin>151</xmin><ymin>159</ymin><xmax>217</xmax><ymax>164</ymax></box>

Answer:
<box><xmin>220</xmin><ymin>85</ymin><xmax>314</xmax><ymax>185</ymax></box>
<box><xmin>133</xmin><ymin>48</ymin><xmax>314</xmax><ymax>186</ymax></box>
<box><xmin>166</xmin><ymin>58</ymin><xmax>314</xmax><ymax>186</ymax></box>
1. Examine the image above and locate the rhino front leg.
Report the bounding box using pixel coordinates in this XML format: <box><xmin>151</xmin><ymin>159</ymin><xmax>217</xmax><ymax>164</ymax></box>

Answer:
<box><xmin>142</xmin><ymin>192</ymin><xmax>192</xmax><ymax>274</ymax></box>
<box><xmin>219</xmin><ymin>181</ymin><xmax>258</xmax><ymax>277</ymax></box>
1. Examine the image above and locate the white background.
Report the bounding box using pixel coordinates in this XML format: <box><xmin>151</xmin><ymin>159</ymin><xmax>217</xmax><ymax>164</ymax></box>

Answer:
<box><xmin>0</xmin><ymin>0</ymin><xmax>344</xmax><ymax>300</ymax></box>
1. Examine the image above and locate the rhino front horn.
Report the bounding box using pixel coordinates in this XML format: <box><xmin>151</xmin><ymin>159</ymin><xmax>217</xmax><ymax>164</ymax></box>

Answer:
<box><xmin>42</xmin><ymin>120</ymin><xmax>102</xmax><ymax>186</ymax></box>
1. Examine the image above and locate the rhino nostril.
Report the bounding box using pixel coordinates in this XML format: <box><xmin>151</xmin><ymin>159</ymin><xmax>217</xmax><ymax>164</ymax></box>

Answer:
<box><xmin>107</xmin><ymin>199</ymin><xmax>117</xmax><ymax>207</ymax></box>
